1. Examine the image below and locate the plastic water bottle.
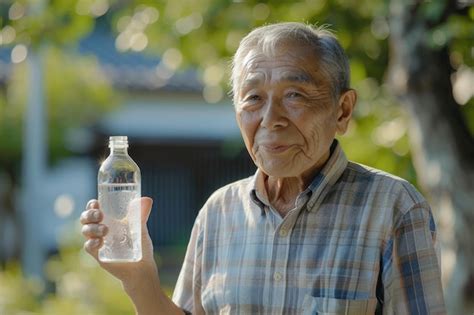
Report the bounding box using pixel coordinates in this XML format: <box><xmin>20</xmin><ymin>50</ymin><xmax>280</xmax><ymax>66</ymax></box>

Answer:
<box><xmin>97</xmin><ymin>136</ymin><xmax>142</xmax><ymax>262</ymax></box>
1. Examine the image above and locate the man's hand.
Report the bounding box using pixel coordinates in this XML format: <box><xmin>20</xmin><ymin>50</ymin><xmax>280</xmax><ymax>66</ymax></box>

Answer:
<box><xmin>80</xmin><ymin>197</ymin><xmax>184</xmax><ymax>315</ymax></box>
<box><xmin>80</xmin><ymin>197</ymin><xmax>158</xmax><ymax>283</ymax></box>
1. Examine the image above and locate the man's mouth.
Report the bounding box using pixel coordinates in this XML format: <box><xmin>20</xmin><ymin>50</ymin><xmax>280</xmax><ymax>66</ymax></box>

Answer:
<box><xmin>260</xmin><ymin>144</ymin><xmax>292</xmax><ymax>153</ymax></box>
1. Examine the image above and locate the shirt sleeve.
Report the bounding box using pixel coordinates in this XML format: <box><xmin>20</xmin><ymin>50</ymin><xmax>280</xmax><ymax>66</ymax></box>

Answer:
<box><xmin>172</xmin><ymin>213</ymin><xmax>205</xmax><ymax>315</ymax></box>
<box><xmin>381</xmin><ymin>203</ymin><xmax>446</xmax><ymax>314</ymax></box>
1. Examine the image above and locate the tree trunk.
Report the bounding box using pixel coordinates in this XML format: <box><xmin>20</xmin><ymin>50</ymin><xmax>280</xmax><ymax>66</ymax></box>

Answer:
<box><xmin>387</xmin><ymin>1</ymin><xmax>474</xmax><ymax>313</ymax></box>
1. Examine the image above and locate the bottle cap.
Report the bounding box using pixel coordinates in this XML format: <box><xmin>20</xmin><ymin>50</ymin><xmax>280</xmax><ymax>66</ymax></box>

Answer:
<box><xmin>109</xmin><ymin>136</ymin><xmax>128</xmax><ymax>148</ymax></box>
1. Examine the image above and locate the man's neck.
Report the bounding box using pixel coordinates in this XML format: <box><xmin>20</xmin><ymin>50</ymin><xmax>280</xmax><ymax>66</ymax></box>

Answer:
<box><xmin>265</xmin><ymin>176</ymin><xmax>306</xmax><ymax>217</ymax></box>
<box><xmin>256</xmin><ymin>147</ymin><xmax>333</xmax><ymax>217</ymax></box>
<box><xmin>264</xmin><ymin>164</ymin><xmax>324</xmax><ymax>217</ymax></box>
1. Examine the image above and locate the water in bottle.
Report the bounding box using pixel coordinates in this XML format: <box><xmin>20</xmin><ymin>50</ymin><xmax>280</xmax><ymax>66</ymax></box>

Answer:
<box><xmin>98</xmin><ymin>136</ymin><xmax>142</xmax><ymax>262</ymax></box>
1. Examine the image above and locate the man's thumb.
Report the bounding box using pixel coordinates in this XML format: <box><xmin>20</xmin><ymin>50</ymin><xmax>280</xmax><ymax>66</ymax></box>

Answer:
<box><xmin>140</xmin><ymin>197</ymin><xmax>153</xmax><ymax>226</ymax></box>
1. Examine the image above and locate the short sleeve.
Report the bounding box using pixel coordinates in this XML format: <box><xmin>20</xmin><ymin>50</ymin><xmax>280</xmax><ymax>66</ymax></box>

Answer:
<box><xmin>172</xmin><ymin>212</ymin><xmax>205</xmax><ymax>315</ymax></box>
<box><xmin>381</xmin><ymin>203</ymin><xmax>446</xmax><ymax>314</ymax></box>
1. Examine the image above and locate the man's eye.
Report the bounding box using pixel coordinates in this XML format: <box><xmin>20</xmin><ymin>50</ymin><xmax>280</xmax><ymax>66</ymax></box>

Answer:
<box><xmin>286</xmin><ymin>91</ymin><xmax>303</xmax><ymax>98</ymax></box>
<box><xmin>245</xmin><ymin>95</ymin><xmax>261</xmax><ymax>102</ymax></box>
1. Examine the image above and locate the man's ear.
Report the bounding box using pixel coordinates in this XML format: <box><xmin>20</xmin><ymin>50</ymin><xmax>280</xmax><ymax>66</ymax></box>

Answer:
<box><xmin>335</xmin><ymin>89</ymin><xmax>357</xmax><ymax>135</ymax></box>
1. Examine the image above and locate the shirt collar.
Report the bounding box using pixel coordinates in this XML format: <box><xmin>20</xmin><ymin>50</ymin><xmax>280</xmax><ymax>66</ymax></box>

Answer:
<box><xmin>249</xmin><ymin>139</ymin><xmax>348</xmax><ymax>214</ymax></box>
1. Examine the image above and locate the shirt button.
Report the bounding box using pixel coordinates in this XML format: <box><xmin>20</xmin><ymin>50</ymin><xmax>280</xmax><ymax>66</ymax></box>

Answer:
<box><xmin>279</xmin><ymin>229</ymin><xmax>288</xmax><ymax>237</ymax></box>
<box><xmin>273</xmin><ymin>272</ymin><xmax>282</xmax><ymax>281</ymax></box>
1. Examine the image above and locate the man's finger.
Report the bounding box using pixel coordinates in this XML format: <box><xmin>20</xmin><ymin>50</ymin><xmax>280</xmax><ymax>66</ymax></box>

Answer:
<box><xmin>83</xmin><ymin>238</ymin><xmax>102</xmax><ymax>260</ymax></box>
<box><xmin>141</xmin><ymin>197</ymin><xmax>153</xmax><ymax>225</ymax></box>
<box><xmin>81</xmin><ymin>223</ymin><xmax>108</xmax><ymax>238</ymax></box>
<box><xmin>86</xmin><ymin>199</ymin><xmax>99</xmax><ymax>210</ymax></box>
<box><xmin>80</xmin><ymin>209</ymin><xmax>103</xmax><ymax>224</ymax></box>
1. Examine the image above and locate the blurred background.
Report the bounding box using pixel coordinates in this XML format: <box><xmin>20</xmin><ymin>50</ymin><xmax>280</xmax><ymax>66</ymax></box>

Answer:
<box><xmin>0</xmin><ymin>0</ymin><xmax>472</xmax><ymax>314</ymax></box>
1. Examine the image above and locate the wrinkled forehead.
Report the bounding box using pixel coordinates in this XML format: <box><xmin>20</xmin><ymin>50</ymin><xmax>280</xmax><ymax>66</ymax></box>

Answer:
<box><xmin>240</xmin><ymin>62</ymin><xmax>316</xmax><ymax>91</ymax></box>
<box><xmin>241</xmin><ymin>39</ymin><xmax>316</xmax><ymax>65</ymax></box>
<box><xmin>237</xmin><ymin>42</ymin><xmax>326</xmax><ymax>86</ymax></box>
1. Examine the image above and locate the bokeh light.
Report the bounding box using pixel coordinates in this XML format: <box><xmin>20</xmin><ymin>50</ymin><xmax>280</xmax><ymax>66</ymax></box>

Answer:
<box><xmin>11</xmin><ymin>44</ymin><xmax>28</xmax><ymax>63</ymax></box>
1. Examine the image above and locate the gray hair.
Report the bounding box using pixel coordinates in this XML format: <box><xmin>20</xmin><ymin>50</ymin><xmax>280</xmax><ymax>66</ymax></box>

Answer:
<box><xmin>231</xmin><ymin>22</ymin><xmax>351</xmax><ymax>102</ymax></box>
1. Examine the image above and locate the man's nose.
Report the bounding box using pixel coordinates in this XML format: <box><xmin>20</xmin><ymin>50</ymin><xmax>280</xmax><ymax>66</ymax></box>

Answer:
<box><xmin>260</xmin><ymin>98</ymin><xmax>288</xmax><ymax>130</ymax></box>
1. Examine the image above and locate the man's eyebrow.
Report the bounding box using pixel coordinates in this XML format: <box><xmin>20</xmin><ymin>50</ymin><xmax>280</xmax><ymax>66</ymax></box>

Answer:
<box><xmin>279</xmin><ymin>72</ymin><xmax>315</xmax><ymax>84</ymax></box>
<box><xmin>240</xmin><ymin>71</ymin><xmax>316</xmax><ymax>89</ymax></box>
<box><xmin>241</xmin><ymin>77</ymin><xmax>263</xmax><ymax>90</ymax></box>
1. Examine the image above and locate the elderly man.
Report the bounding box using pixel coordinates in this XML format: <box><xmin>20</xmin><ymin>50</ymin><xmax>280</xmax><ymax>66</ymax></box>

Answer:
<box><xmin>80</xmin><ymin>22</ymin><xmax>445</xmax><ymax>314</ymax></box>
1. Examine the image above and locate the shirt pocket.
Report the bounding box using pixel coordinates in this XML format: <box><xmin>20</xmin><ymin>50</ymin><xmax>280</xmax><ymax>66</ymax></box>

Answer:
<box><xmin>201</xmin><ymin>273</ymin><xmax>227</xmax><ymax>313</ymax></box>
<box><xmin>302</xmin><ymin>295</ymin><xmax>378</xmax><ymax>315</ymax></box>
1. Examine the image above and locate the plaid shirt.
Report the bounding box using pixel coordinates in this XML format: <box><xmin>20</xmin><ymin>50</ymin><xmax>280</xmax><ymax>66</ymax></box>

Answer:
<box><xmin>172</xmin><ymin>142</ymin><xmax>445</xmax><ymax>314</ymax></box>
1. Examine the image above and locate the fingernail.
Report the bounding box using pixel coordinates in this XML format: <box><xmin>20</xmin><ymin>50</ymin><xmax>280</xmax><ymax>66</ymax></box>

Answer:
<box><xmin>87</xmin><ymin>200</ymin><xmax>96</xmax><ymax>209</ymax></box>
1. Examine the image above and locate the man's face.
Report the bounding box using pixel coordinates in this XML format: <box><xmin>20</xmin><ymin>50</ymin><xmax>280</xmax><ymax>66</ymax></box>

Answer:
<box><xmin>235</xmin><ymin>42</ymin><xmax>341</xmax><ymax>178</ymax></box>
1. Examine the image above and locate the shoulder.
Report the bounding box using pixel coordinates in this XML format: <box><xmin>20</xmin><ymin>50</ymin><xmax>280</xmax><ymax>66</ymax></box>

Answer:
<box><xmin>196</xmin><ymin>175</ymin><xmax>255</xmax><ymax>220</ymax></box>
<box><xmin>207</xmin><ymin>175</ymin><xmax>254</xmax><ymax>204</ymax></box>
<box><xmin>344</xmin><ymin>160</ymin><xmax>409</xmax><ymax>185</ymax></box>
<box><xmin>337</xmin><ymin>161</ymin><xmax>435</xmax><ymax>242</ymax></box>
<box><xmin>340</xmin><ymin>161</ymin><xmax>428</xmax><ymax>216</ymax></box>
<box><xmin>344</xmin><ymin>162</ymin><xmax>426</xmax><ymax>207</ymax></box>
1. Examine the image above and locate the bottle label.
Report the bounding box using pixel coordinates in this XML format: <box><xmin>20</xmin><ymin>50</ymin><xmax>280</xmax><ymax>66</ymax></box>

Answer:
<box><xmin>98</xmin><ymin>183</ymin><xmax>142</xmax><ymax>262</ymax></box>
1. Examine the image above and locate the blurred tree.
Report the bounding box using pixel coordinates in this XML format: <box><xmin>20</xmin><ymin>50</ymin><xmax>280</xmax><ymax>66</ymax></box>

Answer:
<box><xmin>0</xmin><ymin>1</ymin><xmax>118</xmax><ymax>265</ymax></box>
<box><xmin>387</xmin><ymin>1</ymin><xmax>474</xmax><ymax>313</ymax></box>
<box><xmin>105</xmin><ymin>0</ymin><xmax>473</xmax><ymax>312</ymax></box>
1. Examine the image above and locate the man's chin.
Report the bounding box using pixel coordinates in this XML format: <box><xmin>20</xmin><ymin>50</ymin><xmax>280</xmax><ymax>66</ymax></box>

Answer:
<box><xmin>259</xmin><ymin>165</ymin><xmax>301</xmax><ymax>178</ymax></box>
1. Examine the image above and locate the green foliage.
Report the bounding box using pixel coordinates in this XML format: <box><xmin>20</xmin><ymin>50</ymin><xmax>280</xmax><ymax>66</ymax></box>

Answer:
<box><xmin>0</xmin><ymin>228</ymin><xmax>176</xmax><ymax>315</ymax></box>
<box><xmin>0</xmin><ymin>0</ymin><xmax>117</xmax><ymax>169</ymax></box>
<box><xmin>108</xmin><ymin>0</ymin><xmax>390</xmax><ymax>84</ymax></box>
<box><xmin>0</xmin><ymin>263</ymin><xmax>42</xmax><ymax>313</ymax></box>
<box><xmin>44</xmin><ymin>47</ymin><xmax>118</xmax><ymax>161</ymax></box>
<box><xmin>0</xmin><ymin>245</ymin><xmax>134</xmax><ymax>314</ymax></box>
<box><xmin>339</xmin><ymin>82</ymin><xmax>416</xmax><ymax>185</ymax></box>
<box><xmin>0</xmin><ymin>46</ymin><xmax>118</xmax><ymax>167</ymax></box>
<box><xmin>461</xmin><ymin>99</ymin><xmax>474</xmax><ymax>135</ymax></box>
<box><xmin>0</xmin><ymin>89</ymin><xmax>22</xmax><ymax>167</ymax></box>
<box><xmin>3</xmin><ymin>0</ymin><xmax>95</xmax><ymax>47</ymax></box>
<box><xmin>0</xmin><ymin>1</ymin><xmax>119</xmax><ymax>170</ymax></box>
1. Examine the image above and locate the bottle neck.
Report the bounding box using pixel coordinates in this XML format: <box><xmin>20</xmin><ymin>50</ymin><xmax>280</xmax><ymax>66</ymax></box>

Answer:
<box><xmin>110</xmin><ymin>145</ymin><xmax>128</xmax><ymax>155</ymax></box>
